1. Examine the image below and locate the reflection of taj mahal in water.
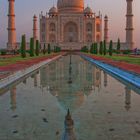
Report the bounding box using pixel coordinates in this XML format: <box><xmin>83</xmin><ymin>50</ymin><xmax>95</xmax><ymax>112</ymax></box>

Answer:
<box><xmin>0</xmin><ymin>55</ymin><xmax>135</xmax><ymax>112</ymax></box>
<box><xmin>40</xmin><ymin>0</ymin><xmax>103</xmax><ymax>50</ymax></box>
<box><xmin>40</xmin><ymin>55</ymin><xmax>102</xmax><ymax>111</ymax></box>
<box><xmin>0</xmin><ymin>55</ymin><xmax>138</xmax><ymax>140</ymax></box>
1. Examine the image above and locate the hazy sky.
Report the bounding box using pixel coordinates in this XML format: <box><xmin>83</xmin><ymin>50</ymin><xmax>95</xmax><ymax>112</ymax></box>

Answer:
<box><xmin>0</xmin><ymin>0</ymin><xmax>140</xmax><ymax>48</ymax></box>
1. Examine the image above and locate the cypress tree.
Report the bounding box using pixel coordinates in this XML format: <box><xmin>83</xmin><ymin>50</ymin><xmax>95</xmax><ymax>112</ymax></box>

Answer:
<box><xmin>30</xmin><ymin>37</ymin><xmax>34</xmax><ymax>57</ymax></box>
<box><xmin>93</xmin><ymin>43</ymin><xmax>96</xmax><ymax>54</ymax></box>
<box><xmin>99</xmin><ymin>41</ymin><xmax>103</xmax><ymax>55</ymax></box>
<box><xmin>117</xmin><ymin>38</ymin><xmax>121</xmax><ymax>54</ymax></box>
<box><xmin>103</xmin><ymin>40</ymin><xmax>107</xmax><ymax>55</ymax></box>
<box><xmin>56</xmin><ymin>46</ymin><xmax>60</xmax><ymax>52</ymax></box>
<box><xmin>85</xmin><ymin>46</ymin><xmax>89</xmax><ymax>53</ymax></box>
<box><xmin>21</xmin><ymin>34</ymin><xmax>26</xmax><ymax>58</ymax></box>
<box><xmin>43</xmin><ymin>44</ymin><xmax>46</xmax><ymax>55</ymax></box>
<box><xmin>90</xmin><ymin>44</ymin><xmax>92</xmax><ymax>53</ymax></box>
<box><xmin>96</xmin><ymin>43</ymin><xmax>98</xmax><ymax>54</ymax></box>
<box><xmin>109</xmin><ymin>40</ymin><xmax>113</xmax><ymax>56</ymax></box>
<box><xmin>48</xmin><ymin>43</ymin><xmax>51</xmax><ymax>54</ymax></box>
<box><xmin>81</xmin><ymin>46</ymin><xmax>88</xmax><ymax>53</ymax></box>
<box><xmin>35</xmin><ymin>40</ymin><xmax>39</xmax><ymax>56</ymax></box>
<box><xmin>90</xmin><ymin>43</ymin><xmax>94</xmax><ymax>54</ymax></box>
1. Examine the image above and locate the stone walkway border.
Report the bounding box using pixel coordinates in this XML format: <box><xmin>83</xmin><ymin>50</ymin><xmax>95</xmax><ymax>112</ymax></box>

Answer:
<box><xmin>81</xmin><ymin>55</ymin><xmax>140</xmax><ymax>89</ymax></box>
<box><xmin>0</xmin><ymin>55</ymin><xmax>62</xmax><ymax>89</ymax></box>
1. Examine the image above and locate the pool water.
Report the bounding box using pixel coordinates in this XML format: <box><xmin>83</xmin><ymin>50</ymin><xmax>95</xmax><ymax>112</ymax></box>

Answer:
<box><xmin>0</xmin><ymin>54</ymin><xmax>140</xmax><ymax>140</ymax></box>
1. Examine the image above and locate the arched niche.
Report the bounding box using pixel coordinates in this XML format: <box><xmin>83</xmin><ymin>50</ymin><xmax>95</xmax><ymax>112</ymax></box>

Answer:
<box><xmin>64</xmin><ymin>21</ymin><xmax>78</xmax><ymax>42</ymax></box>
<box><xmin>86</xmin><ymin>23</ymin><xmax>92</xmax><ymax>32</ymax></box>
<box><xmin>49</xmin><ymin>34</ymin><xmax>56</xmax><ymax>42</ymax></box>
<box><xmin>86</xmin><ymin>34</ymin><xmax>92</xmax><ymax>42</ymax></box>
<box><xmin>49</xmin><ymin>23</ymin><xmax>56</xmax><ymax>31</ymax></box>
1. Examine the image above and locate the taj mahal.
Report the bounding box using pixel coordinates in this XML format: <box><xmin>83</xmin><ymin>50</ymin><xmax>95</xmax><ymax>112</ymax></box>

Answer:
<box><xmin>39</xmin><ymin>0</ymin><xmax>105</xmax><ymax>50</ymax></box>
<box><xmin>7</xmin><ymin>0</ymin><xmax>134</xmax><ymax>50</ymax></box>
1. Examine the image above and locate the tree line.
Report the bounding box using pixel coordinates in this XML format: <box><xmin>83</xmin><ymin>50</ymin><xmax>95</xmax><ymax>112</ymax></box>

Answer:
<box><xmin>81</xmin><ymin>39</ymin><xmax>121</xmax><ymax>56</ymax></box>
<box><xmin>20</xmin><ymin>34</ymin><xmax>61</xmax><ymax>58</ymax></box>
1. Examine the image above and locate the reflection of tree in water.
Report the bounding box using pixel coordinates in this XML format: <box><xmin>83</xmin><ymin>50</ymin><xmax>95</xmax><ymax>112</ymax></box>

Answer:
<box><xmin>93</xmin><ymin>66</ymin><xmax>101</xmax><ymax>89</ymax></box>
<box><xmin>10</xmin><ymin>86</ymin><xmax>17</xmax><ymax>111</ymax></box>
<box><xmin>125</xmin><ymin>86</ymin><xmax>131</xmax><ymax>111</ymax></box>
<box><xmin>104</xmin><ymin>71</ymin><xmax>108</xmax><ymax>87</ymax></box>
<box><xmin>40</xmin><ymin>55</ymin><xmax>103</xmax><ymax>112</ymax></box>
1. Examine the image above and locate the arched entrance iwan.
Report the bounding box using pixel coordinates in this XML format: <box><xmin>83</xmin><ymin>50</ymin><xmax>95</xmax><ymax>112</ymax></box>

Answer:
<box><xmin>64</xmin><ymin>22</ymin><xmax>78</xmax><ymax>42</ymax></box>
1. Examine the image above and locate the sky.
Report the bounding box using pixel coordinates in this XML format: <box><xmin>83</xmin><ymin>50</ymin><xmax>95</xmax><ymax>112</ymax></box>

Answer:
<box><xmin>0</xmin><ymin>0</ymin><xmax>140</xmax><ymax>48</ymax></box>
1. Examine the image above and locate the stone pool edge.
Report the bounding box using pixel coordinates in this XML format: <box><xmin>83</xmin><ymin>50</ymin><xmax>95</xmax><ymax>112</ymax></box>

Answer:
<box><xmin>81</xmin><ymin>54</ymin><xmax>140</xmax><ymax>89</ymax></box>
<box><xmin>0</xmin><ymin>55</ymin><xmax>62</xmax><ymax>89</ymax></box>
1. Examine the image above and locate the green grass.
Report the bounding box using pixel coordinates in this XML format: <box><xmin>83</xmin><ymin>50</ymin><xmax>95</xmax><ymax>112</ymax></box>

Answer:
<box><xmin>0</xmin><ymin>53</ymin><xmax>54</xmax><ymax>66</ymax></box>
<box><xmin>96</xmin><ymin>54</ymin><xmax>140</xmax><ymax>65</ymax></box>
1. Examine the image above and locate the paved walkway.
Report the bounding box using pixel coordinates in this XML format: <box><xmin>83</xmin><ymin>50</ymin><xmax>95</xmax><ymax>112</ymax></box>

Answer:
<box><xmin>85</xmin><ymin>54</ymin><xmax>140</xmax><ymax>75</ymax></box>
<box><xmin>0</xmin><ymin>54</ymin><xmax>60</xmax><ymax>80</ymax></box>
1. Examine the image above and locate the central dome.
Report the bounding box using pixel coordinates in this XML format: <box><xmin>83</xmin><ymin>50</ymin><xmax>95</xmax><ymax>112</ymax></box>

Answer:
<box><xmin>57</xmin><ymin>0</ymin><xmax>84</xmax><ymax>12</ymax></box>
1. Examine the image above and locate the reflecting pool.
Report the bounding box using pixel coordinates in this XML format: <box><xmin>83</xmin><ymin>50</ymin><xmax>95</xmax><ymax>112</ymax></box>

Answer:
<box><xmin>0</xmin><ymin>54</ymin><xmax>140</xmax><ymax>140</ymax></box>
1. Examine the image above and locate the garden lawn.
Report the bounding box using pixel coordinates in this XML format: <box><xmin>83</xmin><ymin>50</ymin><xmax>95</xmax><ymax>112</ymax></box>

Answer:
<box><xmin>97</xmin><ymin>55</ymin><xmax>140</xmax><ymax>65</ymax></box>
<box><xmin>0</xmin><ymin>54</ymin><xmax>53</xmax><ymax>66</ymax></box>
<box><xmin>83</xmin><ymin>53</ymin><xmax>140</xmax><ymax>75</ymax></box>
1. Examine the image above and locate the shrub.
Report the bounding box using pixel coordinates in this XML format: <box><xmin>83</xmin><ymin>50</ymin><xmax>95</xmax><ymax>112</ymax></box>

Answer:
<box><xmin>117</xmin><ymin>38</ymin><xmax>121</xmax><ymax>54</ymax></box>
<box><xmin>30</xmin><ymin>38</ymin><xmax>34</xmax><ymax>57</ymax></box>
<box><xmin>95</xmin><ymin>43</ymin><xmax>98</xmax><ymax>54</ymax></box>
<box><xmin>99</xmin><ymin>41</ymin><xmax>103</xmax><ymax>55</ymax></box>
<box><xmin>122</xmin><ymin>50</ymin><xmax>131</xmax><ymax>54</ymax></box>
<box><xmin>0</xmin><ymin>49</ymin><xmax>7</xmax><ymax>55</ymax></box>
<box><xmin>55</xmin><ymin>46</ymin><xmax>61</xmax><ymax>52</ymax></box>
<box><xmin>35</xmin><ymin>40</ymin><xmax>39</xmax><ymax>56</ymax></box>
<box><xmin>109</xmin><ymin>40</ymin><xmax>113</xmax><ymax>56</ymax></box>
<box><xmin>103</xmin><ymin>40</ymin><xmax>107</xmax><ymax>55</ymax></box>
<box><xmin>90</xmin><ymin>43</ymin><xmax>94</xmax><ymax>54</ymax></box>
<box><xmin>81</xmin><ymin>46</ymin><xmax>89</xmax><ymax>53</ymax></box>
<box><xmin>20</xmin><ymin>34</ymin><xmax>26</xmax><ymax>58</ymax></box>
<box><xmin>43</xmin><ymin>44</ymin><xmax>46</xmax><ymax>55</ymax></box>
<box><xmin>48</xmin><ymin>43</ymin><xmax>51</xmax><ymax>54</ymax></box>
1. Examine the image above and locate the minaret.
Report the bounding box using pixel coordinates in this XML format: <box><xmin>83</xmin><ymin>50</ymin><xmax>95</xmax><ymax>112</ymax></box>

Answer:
<box><xmin>126</xmin><ymin>0</ymin><xmax>134</xmax><ymax>49</ymax></box>
<box><xmin>7</xmin><ymin>0</ymin><xmax>16</xmax><ymax>50</ymax></box>
<box><xmin>104</xmin><ymin>15</ymin><xmax>109</xmax><ymax>43</ymax></box>
<box><xmin>33</xmin><ymin>15</ymin><xmax>38</xmax><ymax>41</ymax></box>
